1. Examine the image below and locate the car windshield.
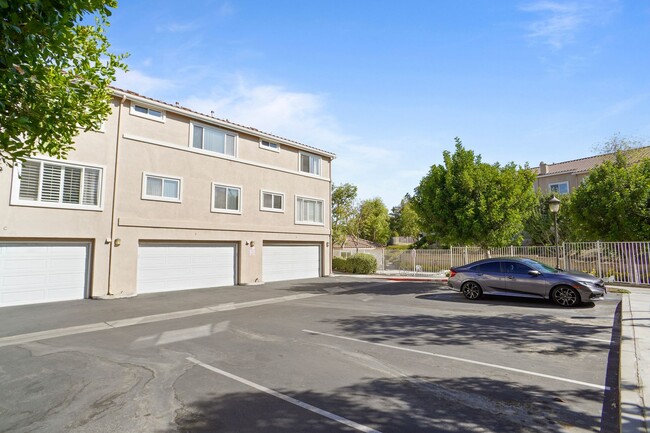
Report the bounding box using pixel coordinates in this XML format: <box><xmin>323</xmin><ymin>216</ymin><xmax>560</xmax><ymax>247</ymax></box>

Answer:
<box><xmin>521</xmin><ymin>258</ymin><xmax>558</xmax><ymax>273</ymax></box>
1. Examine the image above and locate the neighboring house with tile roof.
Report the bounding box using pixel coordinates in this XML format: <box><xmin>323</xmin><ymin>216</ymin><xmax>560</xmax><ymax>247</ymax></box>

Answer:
<box><xmin>533</xmin><ymin>146</ymin><xmax>650</xmax><ymax>195</ymax></box>
<box><xmin>333</xmin><ymin>236</ymin><xmax>383</xmax><ymax>256</ymax></box>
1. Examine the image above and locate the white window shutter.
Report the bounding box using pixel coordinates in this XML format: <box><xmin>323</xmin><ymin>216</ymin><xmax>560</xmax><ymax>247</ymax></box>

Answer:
<box><xmin>83</xmin><ymin>168</ymin><xmax>101</xmax><ymax>206</ymax></box>
<box><xmin>18</xmin><ymin>160</ymin><xmax>41</xmax><ymax>201</ymax></box>
<box><xmin>41</xmin><ymin>164</ymin><xmax>63</xmax><ymax>202</ymax></box>
<box><xmin>62</xmin><ymin>166</ymin><xmax>82</xmax><ymax>204</ymax></box>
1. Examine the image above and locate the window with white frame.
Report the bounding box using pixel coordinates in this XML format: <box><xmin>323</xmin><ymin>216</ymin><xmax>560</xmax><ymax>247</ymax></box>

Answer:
<box><xmin>260</xmin><ymin>140</ymin><xmax>279</xmax><ymax>151</ymax></box>
<box><xmin>192</xmin><ymin>124</ymin><xmax>237</xmax><ymax>157</ymax></box>
<box><xmin>549</xmin><ymin>182</ymin><xmax>569</xmax><ymax>194</ymax></box>
<box><xmin>260</xmin><ymin>191</ymin><xmax>284</xmax><ymax>212</ymax></box>
<box><xmin>296</xmin><ymin>196</ymin><xmax>324</xmax><ymax>224</ymax></box>
<box><xmin>341</xmin><ymin>251</ymin><xmax>352</xmax><ymax>258</ymax></box>
<box><xmin>299</xmin><ymin>152</ymin><xmax>321</xmax><ymax>176</ymax></box>
<box><xmin>130</xmin><ymin>103</ymin><xmax>165</xmax><ymax>122</ymax></box>
<box><xmin>12</xmin><ymin>159</ymin><xmax>102</xmax><ymax>209</ymax></box>
<box><xmin>212</xmin><ymin>183</ymin><xmax>241</xmax><ymax>213</ymax></box>
<box><xmin>142</xmin><ymin>174</ymin><xmax>181</xmax><ymax>202</ymax></box>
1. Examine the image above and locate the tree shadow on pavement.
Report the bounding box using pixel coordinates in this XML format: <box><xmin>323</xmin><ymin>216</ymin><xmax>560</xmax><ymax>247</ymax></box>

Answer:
<box><xmin>162</xmin><ymin>374</ymin><xmax>603</xmax><ymax>433</ymax></box>
<box><xmin>324</xmin><ymin>312</ymin><xmax>611</xmax><ymax>356</ymax></box>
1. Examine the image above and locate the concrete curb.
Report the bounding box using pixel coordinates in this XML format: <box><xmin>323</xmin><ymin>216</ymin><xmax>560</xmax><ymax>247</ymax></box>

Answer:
<box><xmin>621</xmin><ymin>291</ymin><xmax>649</xmax><ymax>433</ymax></box>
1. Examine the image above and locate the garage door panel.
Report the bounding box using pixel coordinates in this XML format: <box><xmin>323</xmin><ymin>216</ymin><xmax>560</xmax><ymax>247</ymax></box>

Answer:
<box><xmin>263</xmin><ymin>245</ymin><xmax>320</xmax><ymax>282</ymax></box>
<box><xmin>3</xmin><ymin>289</ymin><xmax>46</xmax><ymax>305</ymax></box>
<box><xmin>137</xmin><ymin>243</ymin><xmax>236</xmax><ymax>294</ymax></box>
<box><xmin>0</xmin><ymin>243</ymin><xmax>89</xmax><ymax>307</ymax></box>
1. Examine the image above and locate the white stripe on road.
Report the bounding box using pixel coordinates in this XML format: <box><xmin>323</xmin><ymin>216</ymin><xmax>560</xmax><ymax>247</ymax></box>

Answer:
<box><xmin>303</xmin><ymin>329</ymin><xmax>608</xmax><ymax>391</ymax></box>
<box><xmin>0</xmin><ymin>293</ymin><xmax>323</xmax><ymax>348</ymax></box>
<box><xmin>186</xmin><ymin>357</ymin><xmax>382</xmax><ymax>433</ymax></box>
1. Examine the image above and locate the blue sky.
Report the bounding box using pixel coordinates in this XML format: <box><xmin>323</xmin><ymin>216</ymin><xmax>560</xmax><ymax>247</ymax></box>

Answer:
<box><xmin>108</xmin><ymin>0</ymin><xmax>650</xmax><ymax>208</ymax></box>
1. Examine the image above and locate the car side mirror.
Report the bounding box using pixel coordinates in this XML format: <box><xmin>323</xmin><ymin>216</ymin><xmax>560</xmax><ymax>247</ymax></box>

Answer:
<box><xmin>528</xmin><ymin>270</ymin><xmax>541</xmax><ymax>277</ymax></box>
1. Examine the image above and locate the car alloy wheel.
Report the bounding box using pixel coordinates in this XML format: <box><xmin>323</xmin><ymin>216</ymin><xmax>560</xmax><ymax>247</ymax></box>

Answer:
<box><xmin>462</xmin><ymin>281</ymin><xmax>482</xmax><ymax>300</ymax></box>
<box><xmin>552</xmin><ymin>286</ymin><xmax>580</xmax><ymax>307</ymax></box>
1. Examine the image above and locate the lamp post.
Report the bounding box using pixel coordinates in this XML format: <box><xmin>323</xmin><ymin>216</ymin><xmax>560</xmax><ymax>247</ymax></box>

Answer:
<box><xmin>548</xmin><ymin>195</ymin><xmax>561</xmax><ymax>269</ymax></box>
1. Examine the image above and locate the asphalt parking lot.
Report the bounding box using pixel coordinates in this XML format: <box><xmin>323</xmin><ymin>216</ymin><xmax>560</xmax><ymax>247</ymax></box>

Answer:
<box><xmin>0</xmin><ymin>277</ymin><xmax>622</xmax><ymax>433</ymax></box>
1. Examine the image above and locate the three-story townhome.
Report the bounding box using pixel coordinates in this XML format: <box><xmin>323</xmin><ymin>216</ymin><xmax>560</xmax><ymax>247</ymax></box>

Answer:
<box><xmin>0</xmin><ymin>87</ymin><xmax>335</xmax><ymax>307</ymax></box>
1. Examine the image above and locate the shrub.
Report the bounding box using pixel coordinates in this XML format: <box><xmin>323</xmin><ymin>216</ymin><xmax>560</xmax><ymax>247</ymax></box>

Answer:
<box><xmin>332</xmin><ymin>256</ymin><xmax>347</xmax><ymax>272</ymax></box>
<box><xmin>332</xmin><ymin>253</ymin><xmax>377</xmax><ymax>274</ymax></box>
<box><xmin>346</xmin><ymin>253</ymin><xmax>377</xmax><ymax>274</ymax></box>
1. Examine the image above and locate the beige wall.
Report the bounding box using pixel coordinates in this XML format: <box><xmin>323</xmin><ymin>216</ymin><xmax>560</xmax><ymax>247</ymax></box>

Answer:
<box><xmin>0</xmin><ymin>99</ymin><xmax>122</xmax><ymax>298</ymax></box>
<box><xmin>534</xmin><ymin>173</ymin><xmax>580</xmax><ymax>194</ymax></box>
<box><xmin>1</xmin><ymin>94</ymin><xmax>333</xmax><ymax>299</ymax></box>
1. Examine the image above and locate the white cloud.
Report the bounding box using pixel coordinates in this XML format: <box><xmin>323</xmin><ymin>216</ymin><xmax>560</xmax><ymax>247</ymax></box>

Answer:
<box><xmin>520</xmin><ymin>0</ymin><xmax>618</xmax><ymax>49</ymax></box>
<box><xmin>155</xmin><ymin>22</ymin><xmax>199</xmax><ymax>33</ymax></box>
<box><xmin>182</xmin><ymin>78</ymin><xmax>353</xmax><ymax>150</ymax></box>
<box><xmin>217</xmin><ymin>1</ymin><xmax>235</xmax><ymax>17</ymax></box>
<box><xmin>603</xmin><ymin>93</ymin><xmax>650</xmax><ymax>117</ymax></box>
<box><xmin>113</xmin><ymin>69</ymin><xmax>176</xmax><ymax>96</ymax></box>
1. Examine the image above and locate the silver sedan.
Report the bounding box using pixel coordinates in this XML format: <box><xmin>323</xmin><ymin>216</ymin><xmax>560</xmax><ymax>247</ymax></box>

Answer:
<box><xmin>447</xmin><ymin>257</ymin><xmax>607</xmax><ymax>307</ymax></box>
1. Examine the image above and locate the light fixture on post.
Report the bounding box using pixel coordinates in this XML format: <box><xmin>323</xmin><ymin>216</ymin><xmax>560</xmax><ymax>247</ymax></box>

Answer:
<box><xmin>548</xmin><ymin>195</ymin><xmax>561</xmax><ymax>269</ymax></box>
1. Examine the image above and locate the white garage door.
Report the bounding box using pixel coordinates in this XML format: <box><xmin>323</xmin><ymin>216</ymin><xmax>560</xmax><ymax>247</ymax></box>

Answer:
<box><xmin>263</xmin><ymin>244</ymin><xmax>320</xmax><ymax>282</ymax></box>
<box><xmin>0</xmin><ymin>242</ymin><xmax>89</xmax><ymax>307</ymax></box>
<box><xmin>137</xmin><ymin>243</ymin><xmax>236</xmax><ymax>294</ymax></box>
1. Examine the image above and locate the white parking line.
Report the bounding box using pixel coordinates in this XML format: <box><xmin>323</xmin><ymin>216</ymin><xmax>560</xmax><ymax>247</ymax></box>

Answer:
<box><xmin>0</xmin><ymin>293</ymin><xmax>323</xmax><ymax>348</ymax></box>
<box><xmin>186</xmin><ymin>357</ymin><xmax>382</xmax><ymax>433</ymax></box>
<box><xmin>303</xmin><ymin>329</ymin><xmax>608</xmax><ymax>391</ymax></box>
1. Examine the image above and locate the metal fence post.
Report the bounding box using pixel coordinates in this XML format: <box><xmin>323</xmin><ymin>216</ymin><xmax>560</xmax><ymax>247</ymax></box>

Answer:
<box><xmin>562</xmin><ymin>242</ymin><xmax>567</xmax><ymax>270</ymax></box>
<box><xmin>412</xmin><ymin>248</ymin><xmax>416</xmax><ymax>274</ymax></box>
<box><xmin>596</xmin><ymin>241</ymin><xmax>602</xmax><ymax>278</ymax></box>
<box><xmin>450</xmin><ymin>247</ymin><xmax>453</xmax><ymax>269</ymax></box>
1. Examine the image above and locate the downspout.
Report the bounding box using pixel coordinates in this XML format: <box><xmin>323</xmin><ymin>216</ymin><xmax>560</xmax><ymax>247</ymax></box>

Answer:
<box><xmin>328</xmin><ymin>158</ymin><xmax>333</xmax><ymax>276</ymax></box>
<box><xmin>106</xmin><ymin>94</ymin><xmax>127</xmax><ymax>296</ymax></box>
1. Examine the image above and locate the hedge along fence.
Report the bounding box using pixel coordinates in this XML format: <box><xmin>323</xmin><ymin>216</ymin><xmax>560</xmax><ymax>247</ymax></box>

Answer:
<box><xmin>332</xmin><ymin>253</ymin><xmax>378</xmax><ymax>274</ymax></box>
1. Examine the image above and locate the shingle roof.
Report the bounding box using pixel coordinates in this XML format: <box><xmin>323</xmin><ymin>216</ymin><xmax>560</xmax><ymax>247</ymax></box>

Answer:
<box><xmin>109</xmin><ymin>86</ymin><xmax>336</xmax><ymax>159</ymax></box>
<box><xmin>335</xmin><ymin>236</ymin><xmax>384</xmax><ymax>249</ymax></box>
<box><xmin>534</xmin><ymin>146</ymin><xmax>650</xmax><ymax>176</ymax></box>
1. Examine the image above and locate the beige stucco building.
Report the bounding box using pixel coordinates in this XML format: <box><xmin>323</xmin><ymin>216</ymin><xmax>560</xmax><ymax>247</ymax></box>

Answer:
<box><xmin>0</xmin><ymin>87</ymin><xmax>335</xmax><ymax>307</ymax></box>
<box><xmin>533</xmin><ymin>146</ymin><xmax>650</xmax><ymax>195</ymax></box>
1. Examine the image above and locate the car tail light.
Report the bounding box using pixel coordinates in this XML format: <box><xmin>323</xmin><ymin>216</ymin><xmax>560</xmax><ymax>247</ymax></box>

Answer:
<box><xmin>449</xmin><ymin>270</ymin><xmax>457</xmax><ymax>278</ymax></box>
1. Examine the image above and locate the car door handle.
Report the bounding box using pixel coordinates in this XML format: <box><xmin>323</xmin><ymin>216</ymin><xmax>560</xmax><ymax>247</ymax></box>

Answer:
<box><xmin>507</xmin><ymin>276</ymin><xmax>514</xmax><ymax>279</ymax></box>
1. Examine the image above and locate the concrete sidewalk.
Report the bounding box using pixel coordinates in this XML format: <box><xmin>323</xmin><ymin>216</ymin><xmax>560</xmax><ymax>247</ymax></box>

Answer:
<box><xmin>621</xmin><ymin>287</ymin><xmax>650</xmax><ymax>433</ymax></box>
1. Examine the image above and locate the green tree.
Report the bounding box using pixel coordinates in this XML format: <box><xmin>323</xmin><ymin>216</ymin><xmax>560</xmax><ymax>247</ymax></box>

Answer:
<box><xmin>389</xmin><ymin>195</ymin><xmax>422</xmax><ymax>239</ymax></box>
<box><xmin>412</xmin><ymin>138</ymin><xmax>536</xmax><ymax>248</ymax></box>
<box><xmin>358</xmin><ymin>198</ymin><xmax>391</xmax><ymax>245</ymax></box>
<box><xmin>1</xmin><ymin>0</ymin><xmax>128</xmax><ymax>168</ymax></box>
<box><xmin>332</xmin><ymin>183</ymin><xmax>359</xmax><ymax>247</ymax></box>
<box><xmin>524</xmin><ymin>192</ymin><xmax>573</xmax><ymax>245</ymax></box>
<box><xmin>567</xmin><ymin>153</ymin><xmax>650</xmax><ymax>241</ymax></box>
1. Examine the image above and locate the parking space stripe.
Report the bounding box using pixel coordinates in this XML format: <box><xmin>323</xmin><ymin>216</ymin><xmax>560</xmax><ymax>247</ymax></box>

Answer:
<box><xmin>0</xmin><ymin>294</ymin><xmax>323</xmax><ymax>348</ymax></box>
<box><xmin>186</xmin><ymin>357</ymin><xmax>382</xmax><ymax>433</ymax></box>
<box><xmin>303</xmin><ymin>329</ymin><xmax>608</xmax><ymax>391</ymax></box>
